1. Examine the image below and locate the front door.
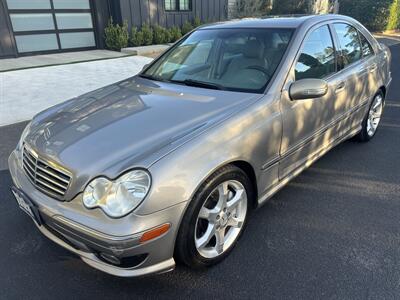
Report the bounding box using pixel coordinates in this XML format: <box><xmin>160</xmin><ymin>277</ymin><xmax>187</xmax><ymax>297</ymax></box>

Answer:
<box><xmin>279</xmin><ymin>24</ymin><xmax>345</xmax><ymax>179</ymax></box>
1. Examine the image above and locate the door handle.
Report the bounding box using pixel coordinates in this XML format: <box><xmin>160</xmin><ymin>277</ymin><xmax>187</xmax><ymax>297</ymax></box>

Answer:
<box><xmin>335</xmin><ymin>81</ymin><xmax>346</xmax><ymax>93</ymax></box>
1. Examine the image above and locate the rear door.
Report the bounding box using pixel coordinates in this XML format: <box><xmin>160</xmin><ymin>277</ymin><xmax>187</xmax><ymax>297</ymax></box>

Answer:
<box><xmin>332</xmin><ymin>23</ymin><xmax>369</xmax><ymax>127</ymax></box>
<box><xmin>358</xmin><ymin>30</ymin><xmax>379</xmax><ymax>104</ymax></box>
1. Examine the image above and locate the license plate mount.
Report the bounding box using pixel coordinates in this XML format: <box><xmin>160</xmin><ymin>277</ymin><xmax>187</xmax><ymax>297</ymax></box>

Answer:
<box><xmin>11</xmin><ymin>187</ymin><xmax>42</xmax><ymax>226</ymax></box>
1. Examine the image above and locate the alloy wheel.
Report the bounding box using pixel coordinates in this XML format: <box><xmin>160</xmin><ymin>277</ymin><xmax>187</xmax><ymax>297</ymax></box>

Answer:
<box><xmin>194</xmin><ymin>180</ymin><xmax>247</xmax><ymax>259</ymax></box>
<box><xmin>367</xmin><ymin>94</ymin><xmax>383</xmax><ymax>137</ymax></box>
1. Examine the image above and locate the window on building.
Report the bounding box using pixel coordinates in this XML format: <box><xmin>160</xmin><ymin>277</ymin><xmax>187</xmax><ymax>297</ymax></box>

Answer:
<box><xmin>165</xmin><ymin>0</ymin><xmax>191</xmax><ymax>11</ymax></box>
<box><xmin>179</xmin><ymin>0</ymin><xmax>191</xmax><ymax>10</ymax></box>
<box><xmin>295</xmin><ymin>25</ymin><xmax>336</xmax><ymax>80</ymax></box>
<box><xmin>165</xmin><ymin>0</ymin><xmax>177</xmax><ymax>10</ymax></box>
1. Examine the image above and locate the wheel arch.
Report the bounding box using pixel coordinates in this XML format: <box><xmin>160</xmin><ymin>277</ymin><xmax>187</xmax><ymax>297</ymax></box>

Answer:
<box><xmin>230</xmin><ymin>160</ymin><xmax>258</xmax><ymax>209</ymax></box>
<box><xmin>378</xmin><ymin>85</ymin><xmax>386</xmax><ymax>100</ymax></box>
<box><xmin>176</xmin><ymin>159</ymin><xmax>259</xmax><ymax>228</ymax></box>
<box><xmin>173</xmin><ymin>159</ymin><xmax>259</xmax><ymax>262</ymax></box>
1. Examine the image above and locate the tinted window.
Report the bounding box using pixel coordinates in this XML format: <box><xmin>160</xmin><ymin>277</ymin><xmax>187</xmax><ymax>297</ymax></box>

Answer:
<box><xmin>295</xmin><ymin>25</ymin><xmax>335</xmax><ymax>80</ymax></box>
<box><xmin>334</xmin><ymin>23</ymin><xmax>362</xmax><ymax>67</ymax></box>
<box><xmin>143</xmin><ymin>28</ymin><xmax>294</xmax><ymax>93</ymax></box>
<box><xmin>165</xmin><ymin>0</ymin><xmax>191</xmax><ymax>10</ymax></box>
<box><xmin>359</xmin><ymin>32</ymin><xmax>373</xmax><ymax>57</ymax></box>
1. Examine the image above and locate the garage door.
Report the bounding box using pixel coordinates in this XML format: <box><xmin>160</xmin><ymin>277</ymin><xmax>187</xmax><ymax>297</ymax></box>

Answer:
<box><xmin>6</xmin><ymin>0</ymin><xmax>96</xmax><ymax>55</ymax></box>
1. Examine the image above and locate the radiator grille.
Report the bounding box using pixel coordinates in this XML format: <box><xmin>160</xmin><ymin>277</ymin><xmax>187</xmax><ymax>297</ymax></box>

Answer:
<box><xmin>22</xmin><ymin>145</ymin><xmax>71</xmax><ymax>199</ymax></box>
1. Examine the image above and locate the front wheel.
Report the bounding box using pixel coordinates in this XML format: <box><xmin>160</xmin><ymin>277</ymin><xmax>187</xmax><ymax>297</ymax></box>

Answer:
<box><xmin>356</xmin><ymin>91</ymin><xmax>384</xmax><ymax>142</ymax></box>
<box><xmin>175</xmin><ymin>165</ymin><xmax>252</xmax><ymax>268</ymax></box>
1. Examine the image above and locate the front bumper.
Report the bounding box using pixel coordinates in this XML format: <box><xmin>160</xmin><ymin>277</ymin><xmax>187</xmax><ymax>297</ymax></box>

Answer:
<box><xmin>8</xmin><ymin>150</ymin><xmax>187</xmax><ymax>277</ymax></box>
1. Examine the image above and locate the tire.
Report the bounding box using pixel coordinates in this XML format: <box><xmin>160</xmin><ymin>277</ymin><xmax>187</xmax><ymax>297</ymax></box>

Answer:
<box><xmin>355</xmin><ymin>90</ymin><xmax>384</xmax><ymax>142</ymax></box>
<box><xmin>175</xmin><ymin>164</ymin><xmax>253</xmax><ymax>268</ymax></box>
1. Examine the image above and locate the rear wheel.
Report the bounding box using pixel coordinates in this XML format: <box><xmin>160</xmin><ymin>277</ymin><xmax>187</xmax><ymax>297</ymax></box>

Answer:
<box><xmin>356</xmin><ymin>91</ymin><xmax>384</xmax><ymax>142</ymax></box>
<box><xmin>175</xmin><ymin>165</ymin><xmax>252</xmax><ymax>268</ymax></box>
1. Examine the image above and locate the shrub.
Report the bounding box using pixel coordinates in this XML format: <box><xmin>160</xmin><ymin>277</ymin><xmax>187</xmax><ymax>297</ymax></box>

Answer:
<box><xmin>104</xmin><ymin>18</ymin><xmax>129</xmax><ymax>51</ymax></box>
<box><xmin>193</xmin><ymin>16</ymin><xmax>202</xmax><ymax>28</ymax></box>
<box><xmin>181</xmin><ymin>21</ymin><xmax>193</xmax><ymax>35</ymax></box>
<box><xmin>130</xmin><ymin>26</ymin><xmax>144</xmax><ymax>46</ymax></box>
<box><xmin>141</xmin><ymin>24</ymin><xmax>153</xmax><ymax>45</ymax></box>
<box><xmin>153</xmin><ymin>25</ymin><xmax>174</xmax><ymax>44</ymax></box>
<box><xmin>164</xmin><ymin>27</ymin><xmax>172</xmax><ymax>43</ymax></box>
<box><xmin>153</xmin><ymin>25</ymin><xmax>166</xmax><ymax>44</ymax></box>
<box><xmin>387</xmin><ymin>0</ymin><xmax>400</xmax><ymax>30</ymax></box>
<box><xmin>169</xmin><ymin>26</ymin><xmax>182</xmax><ymax>42</ymax></box>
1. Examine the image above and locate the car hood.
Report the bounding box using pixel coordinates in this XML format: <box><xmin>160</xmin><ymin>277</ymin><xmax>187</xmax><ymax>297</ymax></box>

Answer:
<box><xmin>25</xmin><ymin>76</ymin><xmax>261</xmax><ymax>191</ymax></box>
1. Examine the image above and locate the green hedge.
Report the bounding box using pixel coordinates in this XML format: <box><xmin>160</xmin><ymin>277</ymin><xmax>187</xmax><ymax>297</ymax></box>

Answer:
<box><xmin>130</xmin><ymin>27</ymin><xmax>143</xmax><ymax>46</ymax></box>
<box><xmin>169</xmin><ymin>26</ymin><xmax>183</xmax><ymax>41</ymax></box>
<box><xmin>105</xmin><ymin>17</ymin><xmax>204</xmax><ymax>50</ymax></box>
<box><xmin>104</xmin><ymin>18</ymin><xmax>129</xmax><ymax>51</ymax></box>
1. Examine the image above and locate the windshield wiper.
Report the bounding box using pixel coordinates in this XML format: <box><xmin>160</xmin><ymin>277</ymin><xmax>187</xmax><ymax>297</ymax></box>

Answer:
<box><xmin>139</xmin><ymin>74</ymin><xmax>171</xmax><ymax>83</ymax></box>
<box><xmin>181</xmin><ymin>79</ymin><xmax>224</xmax><ymax>90</ymax></box>
<box><xmin>141</xmin><ymin>75</ymin><xmax>224</xmax><ymax>90</ymax></box>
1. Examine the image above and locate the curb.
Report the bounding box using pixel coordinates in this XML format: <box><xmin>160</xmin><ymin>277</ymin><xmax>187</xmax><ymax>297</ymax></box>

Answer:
<box><xmin>121</xmin><ymin>44</ymin><xmax>172</xmax><ymax>56</ymax></box>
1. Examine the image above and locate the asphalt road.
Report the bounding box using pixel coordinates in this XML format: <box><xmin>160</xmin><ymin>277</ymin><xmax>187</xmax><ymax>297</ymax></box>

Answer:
<box><xmin>0</xmin><ymin>40</ymin><xmax>399</xmax><ymax>299</ymax></box>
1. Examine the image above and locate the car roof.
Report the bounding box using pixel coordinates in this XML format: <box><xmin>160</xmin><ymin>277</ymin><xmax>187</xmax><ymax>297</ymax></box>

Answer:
<box><xmin>199</xmin><ymin>14</ymin><xmax>352</xmax><ymax>29</ymax></box>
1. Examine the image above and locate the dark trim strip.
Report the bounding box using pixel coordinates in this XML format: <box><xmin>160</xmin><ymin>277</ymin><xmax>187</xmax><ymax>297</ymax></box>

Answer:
<box><xmin>281</xmin><ymin>98</ymin><xmax>370</xmax><ymax>159</ymax></box>
<box><xmin>257</xmin><ymin>125</ymin><xmax>361</xmax><ymax>207</ymax></box>
<box><xmin>14</xmin><ymin>29</ymin><xmax>95</xmax><ymax>35</ymax></box>
<box><xmin>49</xmin><ymin>0</ymin><xmax>61</xmax><ymax>50</ymax></box>
<box><xmin>261</xmin><ymin>155</ymin><xmax>280</xmax><ymax>171</ymax></box>
<box><xmin>15</xmin><ymin>46</ymin><xmax>97</xmax><ymax>56</ymax></box>
<box><xmin>8</xmin><ymin>9</ymin><xmax>92</xmax><ymax>13</ymax></box>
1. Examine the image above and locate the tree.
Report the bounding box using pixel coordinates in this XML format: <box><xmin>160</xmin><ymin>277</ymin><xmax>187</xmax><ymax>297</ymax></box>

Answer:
<box><xmin>231</xmin><ymin>0</ymin><xmax>273</xmax><ymax>18</ymax></box>
<box><xmin>387</xmin><ymin>0</ymin><xmax>400</xmax><ymax>30</ymax></box>
<box><xmin>339</xmin><ymin>0</ymin><xmax>392</xmax><ymax>31</ymax></box>
<box><xmin>310</xmin><ymin>0</ymin><xmax>330</xmax><ymax>14</ymax></box>
<box><xmin>271</xmin><ymin>0</ymin><xmax>309</xmax><ymax>14</ymax></box>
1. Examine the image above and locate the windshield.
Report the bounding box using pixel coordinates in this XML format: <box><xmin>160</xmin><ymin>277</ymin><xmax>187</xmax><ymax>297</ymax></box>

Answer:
<box><xmin>142</xmin><ymin>28</ymin><xmax>294</xmax><ymax>93</ymax></box>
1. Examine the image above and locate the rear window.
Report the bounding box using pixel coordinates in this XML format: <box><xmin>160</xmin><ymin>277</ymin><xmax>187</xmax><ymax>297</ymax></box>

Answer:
<box><xmin>334</xmin><ymin>23</ymin><xmax>362</xmax><ymax>67</ymax></box>
<box><xmin>359</xmin><ymin>32</ymin><xmax>374</xmax><ymax>57</ymax></box>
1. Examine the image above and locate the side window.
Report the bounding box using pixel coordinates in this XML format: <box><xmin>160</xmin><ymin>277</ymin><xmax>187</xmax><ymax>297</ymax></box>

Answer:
<box><xmin>295</xmin><ymin>25</ymin><xmax>336</xmax><ymax>80</ymax></box>
<box><xmin>334</xmin><ymin>23</ymin><xmax>362</xmax><ymax>67</ymax></box>
<box><xmin>359</xmin><ymin>32</ymin><xmax>373</xmax><ymax>57</ymax></box>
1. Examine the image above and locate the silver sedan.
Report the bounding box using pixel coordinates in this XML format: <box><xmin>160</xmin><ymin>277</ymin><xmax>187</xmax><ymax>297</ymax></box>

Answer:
<box><xmin>8</xmin><ymin>14</ymin><xmax>391</xmax><ymax>277</ymax></box>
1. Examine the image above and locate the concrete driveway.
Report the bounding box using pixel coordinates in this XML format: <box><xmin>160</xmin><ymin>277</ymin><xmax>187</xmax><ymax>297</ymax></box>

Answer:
<box><xmin>0</xmin><ymin>38</ymin><xmax>399</xmax><ymax>299</ymax></box>
<box><xmin>0</xmin><ymin>55</ymin><xmax>152</xmax><ymax>126</ymax></box>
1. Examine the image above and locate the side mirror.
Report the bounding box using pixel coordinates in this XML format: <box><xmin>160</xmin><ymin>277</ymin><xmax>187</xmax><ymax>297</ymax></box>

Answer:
<box><xmin>289</xmin><ymin>79</ymin><xmax>328</xmax><ymax>100</ymax></box>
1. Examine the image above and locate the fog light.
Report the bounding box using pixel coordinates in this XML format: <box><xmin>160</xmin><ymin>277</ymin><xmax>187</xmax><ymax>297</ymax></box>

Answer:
<box><xmin>99</xmin><ymin>252</ymin><xmax>121</xmax><ymax>265</ymax></box>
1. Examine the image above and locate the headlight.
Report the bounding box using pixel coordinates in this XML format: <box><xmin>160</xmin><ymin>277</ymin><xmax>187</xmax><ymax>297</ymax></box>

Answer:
<box><xmin>17</xmin><ymin>121</ymin><xmax>31</xmax><ymax>151</ymax></box>
<box><xmin>17</xmin><ymin>121</ymin><xmax>31</xmax><ymax>166</ymax></box>
<box><xmin>82</xmin><ymin>170</ymin><xmax>151</xmax><ymax>218</ymax></box>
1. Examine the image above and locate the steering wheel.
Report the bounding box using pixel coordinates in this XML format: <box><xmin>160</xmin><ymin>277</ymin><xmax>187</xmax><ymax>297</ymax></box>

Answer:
<box><xmin>244</xmin><ymin>66</ymin><xmax>271</xmax><ymax>77</ymax></box>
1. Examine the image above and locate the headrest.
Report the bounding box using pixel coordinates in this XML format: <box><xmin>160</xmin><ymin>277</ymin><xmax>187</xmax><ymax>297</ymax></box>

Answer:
<box><xmin>244</xmin><ymin>39</ymin><xmax>263</xmax><ymax>59</ymax></box>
